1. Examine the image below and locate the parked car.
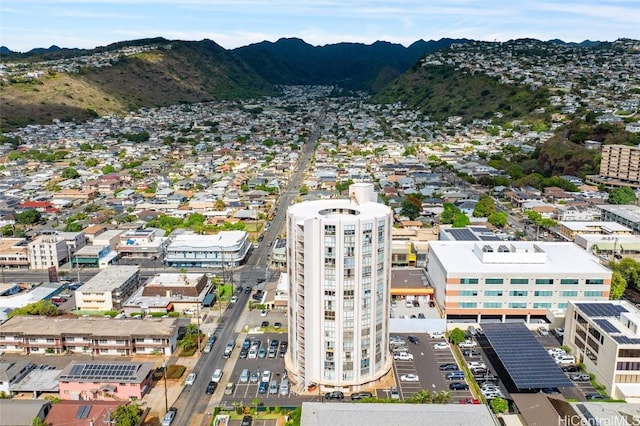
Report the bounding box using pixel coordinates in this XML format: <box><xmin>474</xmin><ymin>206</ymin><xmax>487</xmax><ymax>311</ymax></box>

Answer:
<box><xmin>279</xmin><ymin>378</ymin><xmax>290</xmax><ymax>396</ymax></box>
<box><xmin>570</xmin><ymin>373</ymin><xmax>590</xmax><ymax>382</ymax></box>
<box><xmin>462</xmin><ymin>348</ymin><xmax>481</xmax><ymax>357</ymax></box>
<box><xmin>185</xmin><ymin>373</ymin><xmax>197</xmax><ymax>386</ymax></box>
<box><xmin>258</xmin><ymin>346</ymin><xmax>267</xmax><ymax>358</ymax></box>
<box><xmin>230</xmin><ymin>295</ymin><xmax>238</xmax><ymax>304</ymax></box>
<box><xmin>586</xmin><ymin>393</ymin><xmax>606</xmax><ymax>400</ymax></box>
<box><xmin>240</xmin><ymin>369</ymin><xmax>250</xmax><ymax>383</ymax></box>
<box><xmin>449</xmin><ymin>382</ymin><xmax>469</xmax><ymax>390</ymax></box>
<box><xmin>211</xmin><ymin>368</ymin><xmax>223</xmax><ymax>383</ymax></box>
<box><xmin>239</xmin><ymin>347</ymin><xmax>249</xmax><ymax>359</ymax></box>
<box><xmin>274</xmin><ymin>321</ymin><xmax>282</xmax><ymax>329</ymax></box>
<box><xmin>351</xmin><ymin>391</ymin><xmax>373</xmax><ymax>400</ymax></box>
<box><xmin>434</xmin><ymin>342</ymin><xmax>450</xmax><ymax>350</ymax></box>
<box><xmin>407</xmin><ymin>335</ymin><xmax>421</xmax><ymax>344</ymax></box>
<box><xmin>261</xmin><ymin>370</ymin><xmax>271</xmax><ymax>383</ymax></box>
<box><xmin>562</xmin><ymin>365</ymin><xmax>580</xmax><ymax>373</ymax></box>
<box><xmin>446</xmin><ymin>371</ymin><xmax>465</xmax><ymax>380</ymax></box>
<box><xmin>390</xmin><ymin>386</ymin><xmax>400</xmax><ymax>400</ymax></box>
<box><xmin>250</xmin><ymin>370</ymin><xmax>260</xmax><ymax>383</ymax></box>
<box><xmin>428</xmin><ymin>331</ymin><xmax>445</xmax><ymax>339</ymax></box>
<box><xmin>538</xmin><ymin>326</ymin><xmax>549</xmax><ymax>336</ymax></box>
<box><xmin>242</xmin><ymin>338</ymin><xmax>251</xmax><ymax>349</ymax></box>
<box><xmin>400</xmin><ymin>374</ymin><xmax>420</xmax><ymax>382</ymax></box>
<box><xmin>554</xmin><ymin>328</ymin><xmax>565</xmax><ymax>338</ymax></box>
<box><xmin>412</xmin><ymin>300</ymin><xmax>420</xmax><ymax>307</ymax></box>
<box><xmin>325</xmin><ymin>391</ymin><xmax>345</xmax><ymax>400</ymax></box>
<box><xmin>459</xmin><ymin>340</ymin><xmax>477</xmax><ymax>348</ymax></box>
<box><xmin>394</xmin><ymin>352</ymin><xmax>414</xmax><ymax>361</ymax></box>
<box><xmin>439</xmin><ymin>363</ymin><xmax>459</xmax><ymax>371</ymax></box>
<box><xmin>224</xmin><ymin>382</ymin><xmax>235</xmax><ymax>395</ymax></box>
<box><xmin>161</xmin><ymin>407</ymin><xmax>177</xmax><ymax>426</ymax></box>
<box><xmin>269</xmin><ymin>379</ymin><xmax>278</xmax><ymax>394</ymax></box>
<box><xmin>241</xmin><ymin>415</ymin><xmax>253</xmax><ymax>426</ymax></box>
<box><xmin>205</xmin><ymin>381</ymin><xmax>217</xmax><ymax>395</ymax></box>
<box><xmin>258</xmin><ymin>381</ymin><xmax>268</xmax><ymax>394</ymax></box>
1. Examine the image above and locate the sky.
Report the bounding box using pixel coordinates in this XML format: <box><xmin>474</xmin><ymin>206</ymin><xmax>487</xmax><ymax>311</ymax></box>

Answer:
<box><xmin>1</xmin><ymin>0</ymin><xmax>639</xmax><ymax>52</ymax></box>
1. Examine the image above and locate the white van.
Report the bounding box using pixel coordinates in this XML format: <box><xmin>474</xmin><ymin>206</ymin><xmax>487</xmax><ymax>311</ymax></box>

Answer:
<box><xmin>555</xmin><ymin>355</ymin><xmax>576</xmax><ymax>365</ymax></box>
<box><xmin>240</xmin><ymin>368</ymin><xmax>250</xmax><ymax>383</ymax></box>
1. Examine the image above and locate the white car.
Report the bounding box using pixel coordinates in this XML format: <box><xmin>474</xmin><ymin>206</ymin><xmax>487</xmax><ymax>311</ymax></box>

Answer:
<box><xmin>434</xmin><ymin>342</ymin><xmax>450</xmax><ymax>350</ymax></box>
<box><xmin>185</xmin><ymin>373</ymin><xmax>197</xmax><ymax>386</ymax></box>
<box><xmin>261</xmin><ymin>370</ymin><xmax>271</xmax><ymax>383</ymax></box>
<box><xmin>394</xmin><ymin>352</ymin><xmax>414</xmax><ymax>361</ymax></box>
<box><xmin>537</xmin><ymin>326</ymin><xmax>549</xmax><ymax>336</ymax></box>
<box><xmin>211</xmin><ymin>368</ymin><xmax>223</xmax><ymax>383</ymax></box>
<box><xmin>230</xmin><ymin>295</ymin><xmax>238</xmax><ymax>304</ymax></box>
<box><xmin>459</xmin><ymin>340</ymin><xmax>477</xmax><ymax>348</ymax></box>
<box><xmin>400</xmin><ymin>374</ymin><xmax>420</xmax><ymax>382</ymax></box>
<box><xmin>428</xmin><ymin>331</ymin><xmax>445</xmax><ymax>339</ymax></box>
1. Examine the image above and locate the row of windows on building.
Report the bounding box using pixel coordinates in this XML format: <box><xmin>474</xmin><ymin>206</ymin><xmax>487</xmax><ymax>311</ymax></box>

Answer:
<box><xmin>458</xmin><ymin>290</ymin><xmax>603</xmax><ymax>297</ymax></box>
<box><xmin>459</xmin><ymin>298</ymin><xmax>602</xmax><ymax>309</ymax></box>
<box><xmin>459</xmin><ymin>278</ymin><xmax>605</xmax><ymax>285</ymax></box>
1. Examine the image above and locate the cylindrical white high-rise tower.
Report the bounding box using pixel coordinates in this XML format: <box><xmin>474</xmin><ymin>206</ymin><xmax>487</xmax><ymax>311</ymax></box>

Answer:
<box><xmin>285</xmin><ymin>183</ymin><xmax>393</xmax><ymax>393</ymax></box>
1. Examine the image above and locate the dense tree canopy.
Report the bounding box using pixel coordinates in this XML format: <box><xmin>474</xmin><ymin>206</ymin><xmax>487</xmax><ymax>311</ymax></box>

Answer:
<box><xmin>608</xmin><ymin>187</ymin><xmax>638</xmax><ymax>205</ymax></box>
<box><xmin>9</xmin><ymin>300</ymin><xmax>60</xmax><ymax>318</ymax></box>
<box><xmin>16</xmin><ymin>210</ymin><xmax>41</xmax><ymax>225</ymax></box>
<box><xmin>609</xmin><ymin>258</ymin><xmax>640</xmax><ymax>291</ymax></box>
<box><xmin>610</xmin><ymin>272</ymin><xmax>627</xmax><ymax>300</ymax></box>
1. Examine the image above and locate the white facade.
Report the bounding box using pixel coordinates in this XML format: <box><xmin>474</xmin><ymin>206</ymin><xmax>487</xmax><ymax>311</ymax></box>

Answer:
<box><xmin>164</xmin><ymin>231</ymin><xmax>250</xmax><ymax>268</ymax></box>
<box><xmin>75</xmin><ymin>265</ymin><xmax>141</xmax><ymax>311</ymax></box>
<box><xmin>564</xmin><ymin>301</ymin><xmax>640</xmax><ymax>402</ymax></box>
<box><xmin>27</xmin><ymin>234</ymin><xmax>68</xmax><ymax>270</ymax></box>
<box><xmin>286</xmin><ymin>183</ymin><xmax>393</xmax><ymax>392</ymax></box>
<box><xmin>427</xmin><ymin>241</ymin><xmax>612</xmax><ymax>323</ymax></box>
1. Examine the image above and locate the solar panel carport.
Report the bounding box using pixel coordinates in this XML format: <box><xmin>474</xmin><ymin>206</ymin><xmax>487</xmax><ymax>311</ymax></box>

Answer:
<box><xmin>479</xmin><ymin>323</ymin><xmax>574</xmax><ymax>392</ymax></box>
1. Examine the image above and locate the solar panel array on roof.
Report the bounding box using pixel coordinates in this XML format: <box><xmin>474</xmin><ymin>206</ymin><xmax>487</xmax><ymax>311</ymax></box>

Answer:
<box><xmin>470</xmin><ymin>227</ymin><xmax>491</xmax><ymax>233</ymax></box>
<box><xmin>479</xmin><ymin>235</ymin><xmax>502</xmax><ymax>241</ymax></box>
<box><xmin>448</xmin><ymin>228</ymin><xmax>478</xmax><ymax>241</ymax></box>
<box><xmin>62</xmin><ymin>363</ymin><xmax>139</xmax><ymax>382</ymax></box>
<box><xmin>482</xmin><ymin>323</ymin><xmax>574</xmax><ymax>390</ymax></box>
<box><xmin>575</xmin><ymin>303</ymin><xmax>628</xmax><ymax>318</ymax></box>
<box><xmin>593</xmin><ymin>319</ymin><xmax>620</xmax><ymax>334</ymax></box>
<box><xmin>75</xmin><ymin>405</ymin><xmax>91</xmax><ymax>419</ymax></box>
<box><xmin>612</xmin><ymin>335</ymin><xmax>640</xmax><ymax>345</ymax></box>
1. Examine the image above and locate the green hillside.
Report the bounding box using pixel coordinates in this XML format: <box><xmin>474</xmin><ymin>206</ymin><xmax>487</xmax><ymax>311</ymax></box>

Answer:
<box><xmin>374</xmin><ymin>64</ymin><xmax>551</xmax><ymax>123</ymax></box>
<box><xmin>0</xmin><ymin>39</ymin><xmax>276</xmax><ymax>130</ymax></box>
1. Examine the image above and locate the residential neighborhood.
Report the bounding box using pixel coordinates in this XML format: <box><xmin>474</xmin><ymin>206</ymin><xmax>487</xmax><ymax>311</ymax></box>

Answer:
<box><xmin>0</xmin><ymin>38</ymin><xmax>640</xmax><ymax>426</ymax></box>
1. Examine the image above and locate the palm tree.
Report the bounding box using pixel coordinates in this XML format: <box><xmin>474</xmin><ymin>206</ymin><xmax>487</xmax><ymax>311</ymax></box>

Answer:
<box><xmin>432</xmin><ymin>390</ymin><xmax>451</xmax><ymax>404</ymax></box>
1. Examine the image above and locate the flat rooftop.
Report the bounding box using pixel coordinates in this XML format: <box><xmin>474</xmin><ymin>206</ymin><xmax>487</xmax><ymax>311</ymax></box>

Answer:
<box><xmin>0</xmin><ymin>316</ymin><xmax>179</xmax><ymax>337</ymax></box>
<box><xmin>429</xmin><ymin>241</ymin><xmax>611</xmax><ymax>275</ymax></box>
<box><xmin>300</xmin><ymin>401</ymin><xmax>497</xmax><ymax>426</ymax></box>
<box><xmin>80</xmin><ymin>265</ymin><xmax>139</xmax><ymax>292</ymax></box>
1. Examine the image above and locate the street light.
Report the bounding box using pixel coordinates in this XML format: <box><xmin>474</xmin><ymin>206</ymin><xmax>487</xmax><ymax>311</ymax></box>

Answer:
<box><xmin>162</xmin><ymin>360</ymin><xmax>168</xmax><ymax>414</ymax></box>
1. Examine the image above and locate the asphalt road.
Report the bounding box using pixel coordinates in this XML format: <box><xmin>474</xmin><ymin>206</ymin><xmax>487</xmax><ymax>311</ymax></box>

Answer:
<box><xmin>170</xmin><ymin>108</ymin><xmax>324</xmax><ymax>424</ymax></box>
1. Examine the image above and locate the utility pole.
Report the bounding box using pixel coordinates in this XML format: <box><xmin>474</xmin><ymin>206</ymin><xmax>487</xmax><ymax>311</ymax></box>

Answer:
<box><xmin>162</xmin><ymin>360</ymin><xmax>168</xmax><ymax>414</ymax></box>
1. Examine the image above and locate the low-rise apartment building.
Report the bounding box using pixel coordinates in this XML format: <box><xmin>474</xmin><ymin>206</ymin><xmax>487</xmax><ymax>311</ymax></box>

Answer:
<box><xmin>564</xmin><ymin>301</ymin><xmax>640</xmax><ymax>402</ymax></box>
<box><xmin>75</xmin><ymin>266</ymin><xmax>140</xmax><ymax>311</ymax></box>
<box><xmin>0</xmin><ymin>316</ymin><xmax>180</xmax><ymax>356</ymax></box>
<box><xmin>164</xmin><ymin>231</ymin><xmax>250</xmax><ymax>268</ymax></box>
<box><xmin>0</xmin><ymin>238</ymin><xmax>30</xmax><ymax>269</ymax></box>
<box><xmin>426</xmin><ymin>241</ymin><xmax>612</xmax><ymax>323</ymax></box>
<box><xmin>116</xmin><ymin>228</ymin><xmax>167</xmax><ymax>260</ymax></box>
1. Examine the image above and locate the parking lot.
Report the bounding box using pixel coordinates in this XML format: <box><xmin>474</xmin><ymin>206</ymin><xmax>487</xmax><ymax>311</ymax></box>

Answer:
<box><xmin>389</xmin><ymin>333</ymin><xmax>475</xmax><ymax>403</ymax></box>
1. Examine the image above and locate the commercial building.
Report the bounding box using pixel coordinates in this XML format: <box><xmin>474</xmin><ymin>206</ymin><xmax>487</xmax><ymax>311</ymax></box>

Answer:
<box><xmin>285</xmin><ymin>183</ymin><xmax>393</xmax><ymax>392</ymax></box>
<box><xmin>116</xmin><ymin>228</ymin><xmax>167</xmax><ymax>260</ymax></box>
<box><xmin>164</xmin><ymin>231</ymin><xmax>250</xmax><ymax>268</ymax></box>
<box><xmin>122</xmin><ymin>272</ymin><xmax>209</xmax><ymax>316</ymax></box>
<box><xmin>599</xmin><ymin>204</ymin><xmax>640</xmax><ymax>234</ymax></box>
<box><xmin>0</xmin><ymin>316</ymin><xmax>180</xmax><ymax>356</ymax></box>
<box><xmin>75</xmin><ymin>265</ymin><xmax>140</xmax><ymax>311</ymax></box>
<box><xmin>426</xmin><ymin>241</ymin><xmax>612</xmax><ymax>323</ymax></box>
<box><xmin>564</xmin><ymin>301</ymin><xmax>640</xmax><ymax>402</ymax></box>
